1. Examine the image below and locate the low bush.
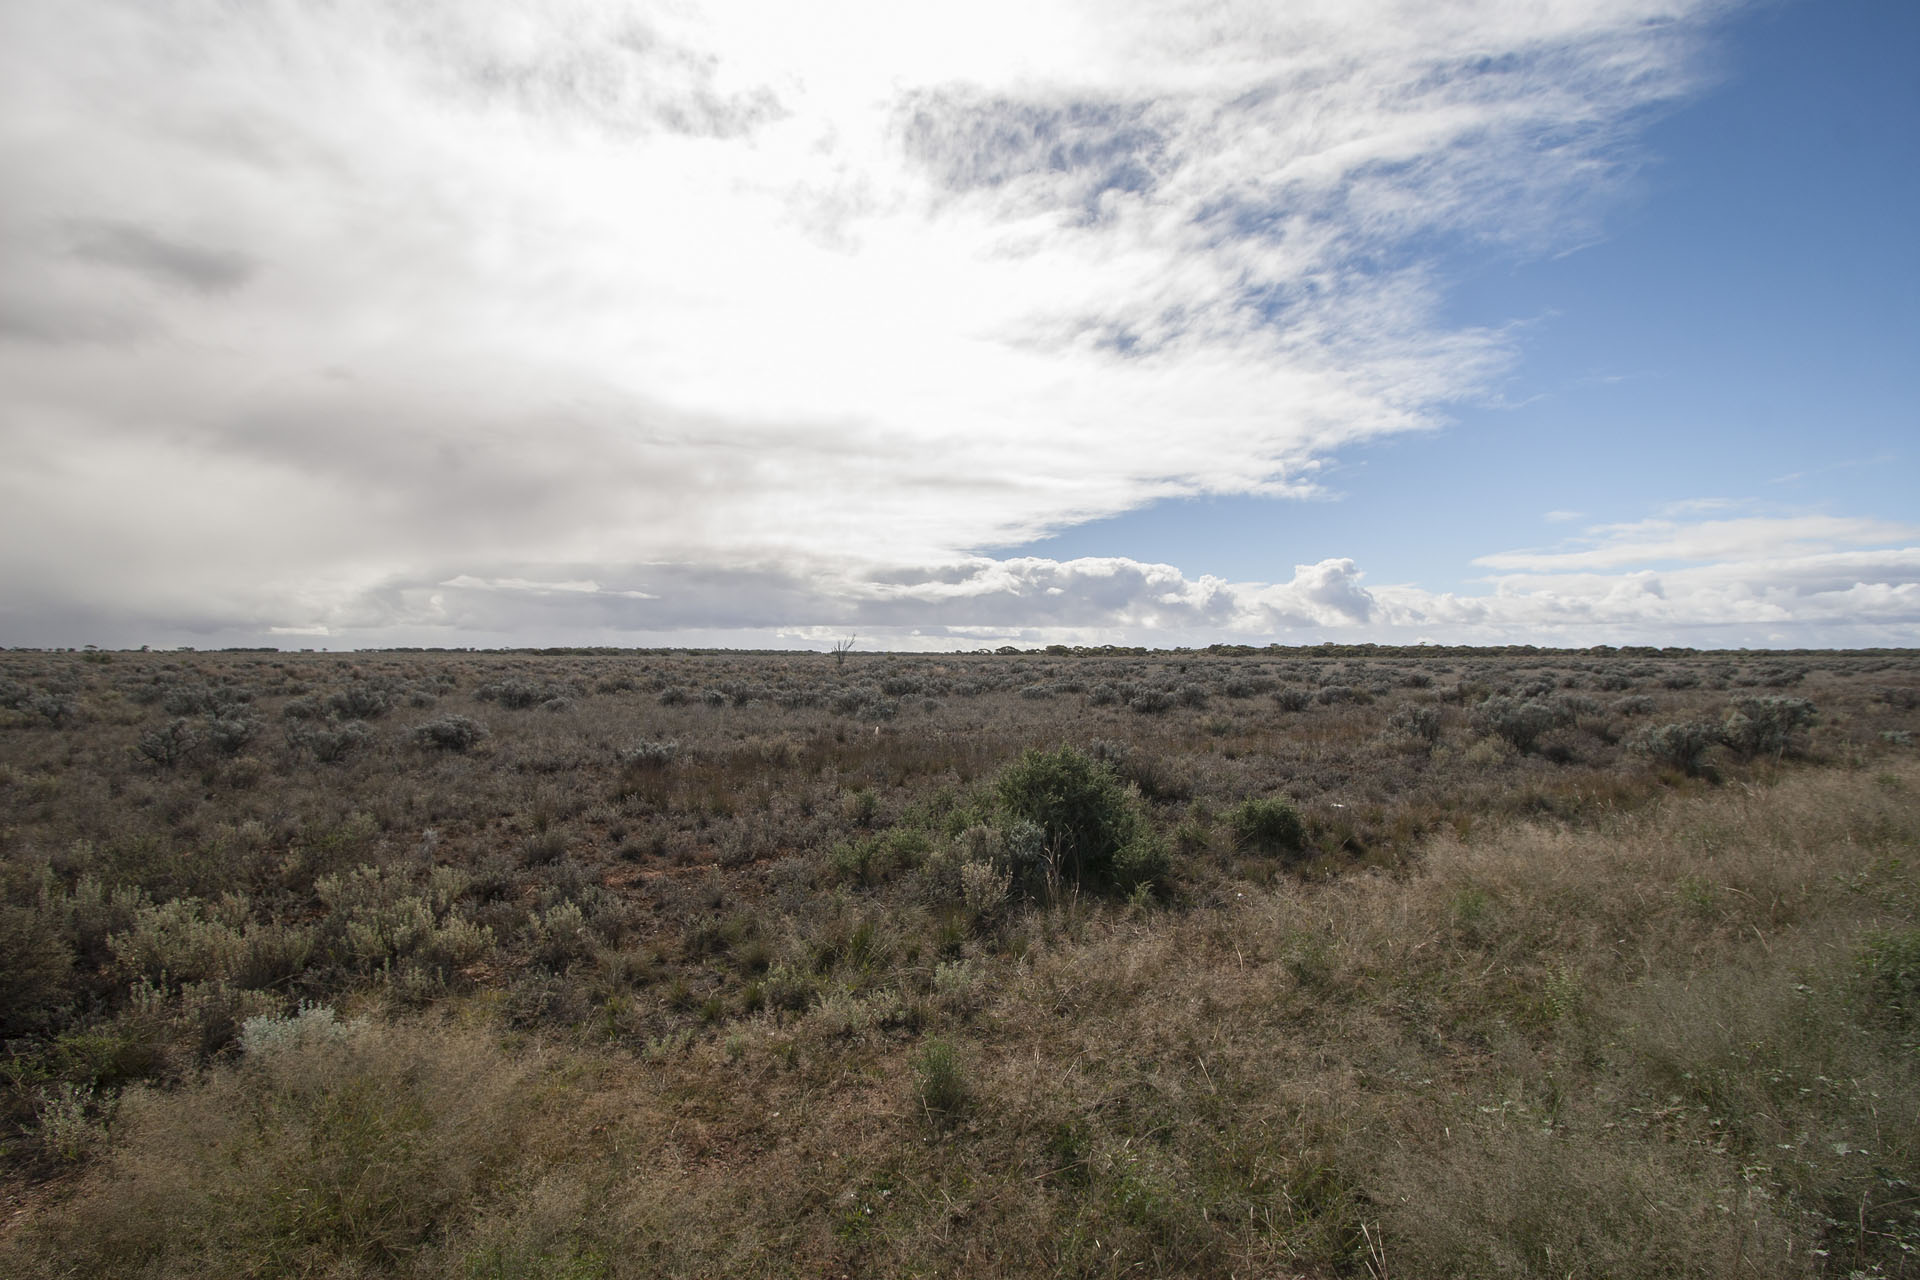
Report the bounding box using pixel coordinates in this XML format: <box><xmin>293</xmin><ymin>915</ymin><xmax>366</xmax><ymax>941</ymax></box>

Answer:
<box><xmin>288</xmin><ymin>719</ymin><xmax>374</xmax><ymax>763</ymax></box>
<box><xmin>994</xmin><ymin>746</ymin><xmax>1154</xmax><ymax>891</ymax></box>
<box><xmin>1386</xmin><ymin>703</ymin><xmax>1443</xmax><ymax>745</ymax></box>
<box><xmin>411</xmin><ymin>715</ymin><xmax>488</xmax><ymax>752</ymax></box>
<box><xmin>1271</xmin><ymin>687</ymin><xmax>1312</xmax><ymax>712</ymax></box>
<box><xmin>617</xmin><ymin>739</ymin><xmax>678</xmax><ymax>769</ymax></box>
<box><xmin>202</xmin><ymin>714</ymin><xmax>260</xmax><ymax>756</ymax></box>
<box><xmin>135</xmin><ymin>718</ymin><xmax>199</xmax><ymax>768</ymax></box>
<box><xmin>1630</xmin><ymin>721</ymin><xmax>1721</xmax><ymax>776</ymax></box>
<box><xmin>1472</xmin><ymin>695</ymin><xmax>1571</xmax><ymax>754</ymax></box>
<box><xmin>324</xmin><ymin>683</ymin><xmax>395</xmax><ymax>720</ymax></box>
<box><xmin>1719</xmin><ymin>696</ymin><xmax>1816</xmax><ymax>760</ymax></box>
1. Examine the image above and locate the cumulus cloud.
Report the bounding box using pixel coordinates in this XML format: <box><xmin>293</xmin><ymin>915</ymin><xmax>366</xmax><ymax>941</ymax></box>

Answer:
<box><xmin>12</xmin><ymin>0</ymin><xmax>1882</xmax><ymax>651</ymax></box>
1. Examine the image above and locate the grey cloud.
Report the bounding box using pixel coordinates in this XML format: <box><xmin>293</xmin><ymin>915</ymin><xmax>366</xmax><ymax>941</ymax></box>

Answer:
<box><xmin>446</xmin><ymin>17</ymin><xmax>785</xmax><ymax>139</ymax></box>
<box><xmin>867</xmin><ymin>563</ymin><xmax>981</xmax><ymax>587</ymax></box>
<box><xmin>3</xmin><ymin>0</ymin><xmax>1812</xmax><ymax>652</ymax></box>
<box><xmin>350</xmin><ymin>562</ymin><xmax>841</xmax><ymax>636</ymax></box>
<box><xmin>898</xmin><ymin>89</ymin><xmax>1166</xmax><ymax>220</ymax></box>
<box><xmin>67</xmin><ymin>221</ymin><xmax>255</xmax><ymax>294</ymax></box>
<box><xmin>0</xmin><ymin>290</ymin><xmax>148</xmax><ymax>345</ymax></box>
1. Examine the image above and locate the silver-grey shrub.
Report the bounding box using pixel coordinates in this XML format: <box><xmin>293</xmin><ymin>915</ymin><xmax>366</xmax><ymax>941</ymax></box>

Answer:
<box><xmin>1473</xmin><ymin>695</ymin><xmax>1571</xmax><ymax>754</ymax></box>
<box><xmin>136</xmin><ymin>718</ymin><xmax>199</xmax><ymax>767</ymax></box>
<box><xmin>411</xmin><ymin>715</ymin><xmax>488</xmax><ymax>752</ymax></box>
<box><xmin>289</xmin><ymin>718</ymin><xmax>374</xmax><ymax>763</ymax></box>
<box><xmin>618</xmin><ymin>739</ymin><xmax>679</xmax><ymax>769</ymax></box>
<box><xmin>1630</xmin><ymin>721</ymin><xmax>1721</xmax><ymax>776</ymax></box>
<box><xmin>1719</xmin><ymin>697</ymin><xmax>1816</xmax><ymax>760</ymax></box>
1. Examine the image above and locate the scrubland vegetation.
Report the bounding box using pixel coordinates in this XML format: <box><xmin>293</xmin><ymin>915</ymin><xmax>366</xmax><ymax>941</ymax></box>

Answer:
<box><xmin>1</xmin><ymin>643</ymin><xmax>1917</xmax><ymax>1277</ymax></box>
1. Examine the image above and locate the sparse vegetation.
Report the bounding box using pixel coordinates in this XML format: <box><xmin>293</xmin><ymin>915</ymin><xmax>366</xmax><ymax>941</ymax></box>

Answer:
<box><xmin>0</xmin><ymin>643</ymin><xmax>1917</xmax><ymax>1277</ymax></box>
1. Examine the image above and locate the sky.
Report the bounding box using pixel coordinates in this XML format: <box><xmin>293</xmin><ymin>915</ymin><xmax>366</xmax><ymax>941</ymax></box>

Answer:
<box><xmin>1</xmin><ymin>0</ymin><xmax>1914</xmax><ymax>651</ymax></box>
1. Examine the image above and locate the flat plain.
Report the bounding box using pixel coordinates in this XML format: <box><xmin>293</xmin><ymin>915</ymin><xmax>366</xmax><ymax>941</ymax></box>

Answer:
<box><xmin>2</xmin><ymin>644</ymin><xmax>1917</xmax><ymax>1277</ymax></box>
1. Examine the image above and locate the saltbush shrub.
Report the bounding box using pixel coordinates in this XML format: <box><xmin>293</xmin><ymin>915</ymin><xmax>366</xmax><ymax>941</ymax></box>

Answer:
<box><xmin>135</xmin><ymin>719</ymin><xmax>199</xmax><ymax>768</ymax></box>
<box><xmin>1387</xmin><ymin>704</ymin><xmax>1443</xmax><ymax>745</ymax></box>
<box><xmin>618</xmin><ymin>739</ymin><xmax>678</xmax><ymax>769</ymax></box>
<box><xmin>1271</xmin><ymin>688</ymin><xmax>1312</xmax><ymax>712</ymax></box>
<box><xmin>1472</xmin><ymin>695</ymin><xmax>1571</xmax><ymax>754</ymax></box>
<box><xmin>203</xmin><ymin>715</ymin><xmax>260</xmax><ymax>756</ymax></box>
<box><xmin>325</xmin><ymin>683</ymin><xmax>395</xmax><ymax>720</ymax></box>
<box><xmin>411</xmin><ymin>715</ymin><xmax>488</xmax><ymax>752</ymax></box>
<box><xmin>29</xmin><ymin>693</ymin><xmax>79</xmax><ymax>726</ymax></box>
<box><xmin>162</xmin><ymin>685</ymin><xmax>250</xmax><ymax>717</ymax></box>
<box><xmin>292</xmin><ymin>719</ymin><xmax>374</xmax><ymax>763</ymax></box>
<box><xmin>476</xmin><ymin>679</ymin><xmax>574</xmax><ymax>710</ymax></box>
<box><xmin>1630</xmin><ymin>721</ymin><xmax>1721</xmax><ymax>776</ymax></box>
<box><xmin>1720</xmin><ymin>696</ymin><xmax>1816</xmax><ymax>760</ymax></box>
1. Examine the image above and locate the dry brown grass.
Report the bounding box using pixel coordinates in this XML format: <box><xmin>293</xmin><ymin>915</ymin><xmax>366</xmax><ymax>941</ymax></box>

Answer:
<box><xmin>2</xmin><ymin>647</ymin><xmax>1917</xmax><ymax>1276</ymax></box>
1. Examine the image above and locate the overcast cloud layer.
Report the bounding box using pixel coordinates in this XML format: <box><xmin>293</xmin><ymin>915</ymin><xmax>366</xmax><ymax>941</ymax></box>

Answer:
<box><xmin>3</xmin><ymin>0</ymin><xmax>1912</xmax><ymax>649</ymax></box>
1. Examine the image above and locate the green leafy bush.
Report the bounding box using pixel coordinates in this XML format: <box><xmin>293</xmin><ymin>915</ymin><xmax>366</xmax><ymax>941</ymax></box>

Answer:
<box><xmin>994</xmin><ymin>746</ymin><xmax>1146</xmax><ymax>889</ymax></box>
<box><xmin>1229</xmin><ymin>796</ymin><xmax>1307</xmax><ymax>857</ymax></box>
<box><xmin>1110</xmin><ymin>830</ymin><xmax>1171</xmax><ymax>892</ymax></box>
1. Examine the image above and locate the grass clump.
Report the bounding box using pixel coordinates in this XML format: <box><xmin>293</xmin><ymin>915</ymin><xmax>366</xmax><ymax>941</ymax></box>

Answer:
<box><xmin>12</xmin><ymin>1019</ymin><xmax>535</xmax><ymax>1279</ymax></box>
<box><xmin>1858</xmin><ymin>926</ymin><xmax>1920</xmax><ymax>1040</ymax></box>
<box><xmin>1228</xmin><ymin>796</ymin><xmax>1307</xmax><ymax>858</ymax></box>
<box><xmin>913</xmin><ymin>1036</ymin><xmax>968</xmax><ymax>1125</ymax></box>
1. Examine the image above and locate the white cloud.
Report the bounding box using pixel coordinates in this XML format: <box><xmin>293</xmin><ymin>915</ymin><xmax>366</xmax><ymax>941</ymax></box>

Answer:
<box><xmin>165</xmin><ymin>504</ymin><xmax>1908</xmax><ymax>651</ymax></box>
<box><xmin>1473</xmin><ymin>514</ymin><xmax>1920</xmax><ymax>573</ymax></box>
<box><xmin>6</xmin><ymin>0</ymin><xmax>1827</xmax><ymax>650</ymax></box>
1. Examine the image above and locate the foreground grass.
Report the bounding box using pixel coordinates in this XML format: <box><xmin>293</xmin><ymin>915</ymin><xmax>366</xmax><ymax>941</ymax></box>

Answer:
<box><xmin>8</xmin><ymin>759</ymin><xmax>1917</xmax><ymax>1278</ymax></box>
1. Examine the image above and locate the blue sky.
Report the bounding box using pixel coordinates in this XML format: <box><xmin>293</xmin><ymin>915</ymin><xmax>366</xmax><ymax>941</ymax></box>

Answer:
<box><xmin>1001</xmin><ymin>0</ymin><xmax>1920</xmax><ymax>602</ymax></box>
<box><xmin>1</xmin><ymin>0</ymin><xmax>1914</xmax><ymax>649</ymax></box>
